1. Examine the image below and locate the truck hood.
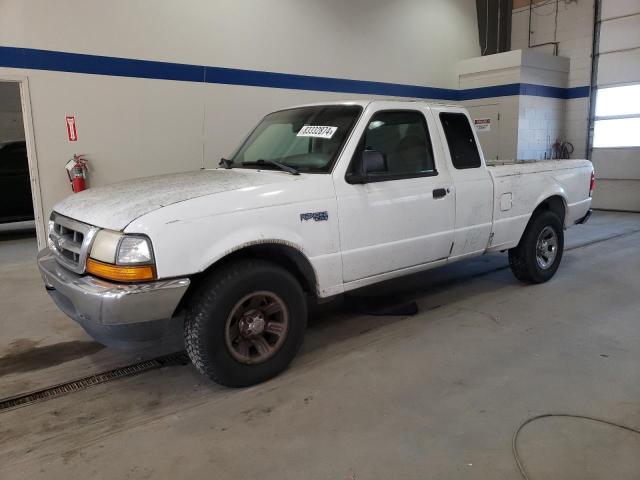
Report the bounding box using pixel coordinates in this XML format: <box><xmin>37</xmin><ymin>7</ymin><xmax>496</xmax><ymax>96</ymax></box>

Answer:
<box><xmin>53</xmin><ymin>169</ymin><xmax>298</xmax><ymax>231</ymax></box>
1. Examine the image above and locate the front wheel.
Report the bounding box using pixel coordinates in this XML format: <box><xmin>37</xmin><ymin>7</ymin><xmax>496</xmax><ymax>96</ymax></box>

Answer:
<box><xmin>184</xmin><ymin>259</ymin><xmax>307</xmax><ymax>387</ymax></box>
<box><xmin>508</xmin><ymin>210</ymin><xmax>564</xmax><ymax>284</ymax></box>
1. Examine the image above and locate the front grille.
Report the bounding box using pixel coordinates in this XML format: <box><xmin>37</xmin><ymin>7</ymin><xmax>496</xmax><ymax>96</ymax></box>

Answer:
<box><xmin>52</xmin><ymin>223</ymin><xmax>84</xmax><ymax>263</ymax></box>
<box><xmin>49</xmin><ymin>213</ymin><xmax>98</xmax><ymax>273</ymax></box>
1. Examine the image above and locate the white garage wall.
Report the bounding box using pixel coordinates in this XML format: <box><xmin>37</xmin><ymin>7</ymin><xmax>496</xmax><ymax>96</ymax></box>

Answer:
<box><xmin>0</xmin><ymin>0</ymin><xmax>479</xmax><ymax>88</ymax></box>
<box><xmin>0</xmin><ymin>0</ymin><xmax>480</xmax><ymax>244</ymax></box>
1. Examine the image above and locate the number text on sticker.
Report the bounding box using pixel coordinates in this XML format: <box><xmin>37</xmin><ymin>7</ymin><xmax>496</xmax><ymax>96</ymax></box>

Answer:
<box><xmin>297</xmin><ymin>126</ymin><xmax>338</xmax><ymax>139</ymax></box>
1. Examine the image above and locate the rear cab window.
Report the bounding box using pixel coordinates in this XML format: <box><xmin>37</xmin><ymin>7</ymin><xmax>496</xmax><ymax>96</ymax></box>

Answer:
<box><xmin>439</xmin><ymin>112</ymin><xmax>482</xmax><ymax>169</ymax></box>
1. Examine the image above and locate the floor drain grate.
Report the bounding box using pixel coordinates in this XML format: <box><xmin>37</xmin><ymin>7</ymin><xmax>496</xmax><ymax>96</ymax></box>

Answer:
<box><xmin>0</xmin><ymin>351</ymin><xmax>190</xmax><ymax>413</ymax></box>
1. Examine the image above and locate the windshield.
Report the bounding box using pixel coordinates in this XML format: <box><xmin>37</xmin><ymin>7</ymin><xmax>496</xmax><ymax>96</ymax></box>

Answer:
<box><xmin>230</xmin><ymin>105</ymin><xmax>362</xmax><ymax>173</ymax></box>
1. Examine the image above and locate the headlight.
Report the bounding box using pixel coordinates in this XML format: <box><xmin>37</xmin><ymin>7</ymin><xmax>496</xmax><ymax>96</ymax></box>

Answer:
<box><xmin>47</xmin><ymin>219</ymin><xmax>55</xmax><ymax>250</ymax></box>
<box><xmin>117</xmin><ymin>236</ymin><xmax>153</xmax><ymax>264</ymax></box>
<box><xmin>87</xmin><ymin>230</ymin><xmax>156</xmax><ymax>282</ymax></box>
<box><xmin>90</xmin><ymin>230</ymin><xmax>123</xmax><ymax>263</ymax></box>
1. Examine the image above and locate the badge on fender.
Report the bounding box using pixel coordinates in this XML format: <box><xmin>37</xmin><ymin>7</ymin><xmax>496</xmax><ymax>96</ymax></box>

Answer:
<box><xmin>300</xmin><ymin>211</ymin><xmax>329</xmax><ymax>222</ymax></box>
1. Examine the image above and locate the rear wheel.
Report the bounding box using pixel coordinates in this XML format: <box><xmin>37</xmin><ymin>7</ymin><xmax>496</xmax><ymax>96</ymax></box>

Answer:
<box><xmin>184</xmin><ymin>259</ymin><xmax>307</xmax><ymax>387</ymax></box>
<box><xmin>508</xmin><ymin>210</ymin><xmax>564</xmax><ymax>284</ymax></box>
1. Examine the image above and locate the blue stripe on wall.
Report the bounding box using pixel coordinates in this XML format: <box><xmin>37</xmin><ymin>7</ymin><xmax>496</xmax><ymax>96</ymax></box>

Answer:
<box><xmin>203</xmin><ymin>65</ymin><xmax>459</xmax><ymax>100</ymax></box>
<box><xmin>0</xmin><ymin>46</ymin><xmax>589</xmax><ymax>101</ymax></box>
<box><xmin>458</xmin><ymin>83</ymin><xmax>522</xmax><ymax>100</ymax></box>
<box><xmin>566</xmin><ymin>86</ymin><xmax>591</xmax><ymax>99</ymax></box>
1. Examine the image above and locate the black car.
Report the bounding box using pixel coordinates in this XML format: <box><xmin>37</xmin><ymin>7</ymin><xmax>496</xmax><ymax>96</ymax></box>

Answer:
<box><xmin>0</xmin><ymin>141</ymin><xmax>34</xmax><ymax>223</ymax></box>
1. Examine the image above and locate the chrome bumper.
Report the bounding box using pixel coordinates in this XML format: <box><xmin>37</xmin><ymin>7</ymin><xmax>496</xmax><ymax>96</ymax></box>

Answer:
<box><xmin>37</xmin><ymin>248</ymin><xmax>189</xmax><ymax>350</ymax></box>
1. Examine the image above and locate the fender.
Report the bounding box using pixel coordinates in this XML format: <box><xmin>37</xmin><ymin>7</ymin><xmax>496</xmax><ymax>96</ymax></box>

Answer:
<box><xmin>193</xmin><ymin>226</ymin><xmax>342</xmax><ymax>298</ymax></box>
<box><xmin>532</xmin><ymin>186</ymin><xmax>568</xmax><ymax>225</ymax></box>
<box><xmin>488</xmin><ymin>181</ymin><xmax>569</xmax><ymax>253</ymax></box>
<box><xmin>198</xmin><ymin>226</ymin><xmax>308</xmax><ymax>271</ymax></box>
<box><xmin>509</xmin><ymin>190</ymin><xmax>568</xmax><ymax>248</ymax></box>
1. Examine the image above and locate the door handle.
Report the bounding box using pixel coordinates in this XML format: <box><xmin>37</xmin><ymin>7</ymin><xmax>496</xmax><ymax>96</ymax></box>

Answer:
<box><xmin>433</xmin><ymin>188</ymin><xmax>447</xmax><ymax>199</ymax></box>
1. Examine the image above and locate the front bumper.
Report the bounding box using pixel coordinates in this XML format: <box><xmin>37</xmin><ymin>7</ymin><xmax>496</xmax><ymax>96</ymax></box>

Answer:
<box><xmin>37</xmin><ymin>248</ymin><xmax>190</xmax><ymax>351</ymax></box>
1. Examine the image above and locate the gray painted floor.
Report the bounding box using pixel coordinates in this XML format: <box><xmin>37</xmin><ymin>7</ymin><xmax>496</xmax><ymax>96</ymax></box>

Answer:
<box><xmin>1</xmin><ymin>211</ymin><xmax>639</xmax><ymax>479</ymax></box>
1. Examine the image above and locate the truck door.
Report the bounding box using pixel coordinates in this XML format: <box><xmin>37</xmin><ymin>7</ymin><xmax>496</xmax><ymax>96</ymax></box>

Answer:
<box><xmin>334</xmin><ymin>106</ymin><xmax>455</xmax><ymax>283</ymax></box>
<box><xmin>433</xmin><ymin>108</ymin><xmax>493</xmax><ymax>259</ymax></box>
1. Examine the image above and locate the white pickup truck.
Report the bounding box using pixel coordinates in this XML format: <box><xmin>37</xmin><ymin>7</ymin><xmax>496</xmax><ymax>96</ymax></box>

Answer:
<box><xmin>38</xmin><ymin>100</ymin><xmax>594</xmax><ymax>386</ymax></box>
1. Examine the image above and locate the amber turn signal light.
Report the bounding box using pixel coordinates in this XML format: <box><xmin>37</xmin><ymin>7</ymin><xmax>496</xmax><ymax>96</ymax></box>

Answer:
<box><xmin>86</xmin><ymin>258</ymin><xmax>156</xmax><ymax>282</ymax></box>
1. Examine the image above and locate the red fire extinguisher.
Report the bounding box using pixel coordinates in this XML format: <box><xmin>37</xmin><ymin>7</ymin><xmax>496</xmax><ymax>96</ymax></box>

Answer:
<box><xmin>65</xmin><ymin>154</ymin><xmax>88</xmax><ymax>193</ymax></box>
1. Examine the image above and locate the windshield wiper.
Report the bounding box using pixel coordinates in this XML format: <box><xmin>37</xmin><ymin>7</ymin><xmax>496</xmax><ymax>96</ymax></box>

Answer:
<box><xmin>241</xmin><ymin>159</ymin><xmax>300</xmax><ymax>176</ymax></box>
<box><xmin>219</xmin><ymin>158</ymin><xmax>233</xmax><ymax>169</ymax></box>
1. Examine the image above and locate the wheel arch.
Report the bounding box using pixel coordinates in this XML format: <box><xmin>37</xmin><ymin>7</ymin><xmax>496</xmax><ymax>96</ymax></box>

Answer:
<box><xmin>505</xmin><ymin>194</ymin><xmax>567</xmax><ymax>252</ymax></box>
<box><xmin>511</xmin><ymin>194</ymin><xmax>567</xmax><ymax>250</ymax></box>
<box><xmin>532</xmin><ymin>194</ymin><xmax>567</xmax><ymax>226</ymax></box>
<box><xmin>174</xmin><ymin>240</ymin><xmax>318</xmax><ymax>316</ymax></box>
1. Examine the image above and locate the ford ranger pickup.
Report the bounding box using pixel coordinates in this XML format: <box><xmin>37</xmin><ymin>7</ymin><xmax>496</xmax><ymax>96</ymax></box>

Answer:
<box><xmin>38</xmin><ymin>100</ymin><xmax>594</xmax><ymax>386</ymax></box>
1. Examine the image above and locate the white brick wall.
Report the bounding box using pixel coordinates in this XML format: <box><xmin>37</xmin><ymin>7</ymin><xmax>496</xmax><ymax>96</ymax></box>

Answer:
<box><xmin>512</xmin><ymin>0</ymin><xmax>595</xmax><ymax>88</ymax></box>
<box><xmin>517</xmin><ymin>96</ymin><xmax>567</xmax><ymax>159</ymax></box>
<box><xmin>511</xmin><ymin>1</ymin><xmax>594</xmax><ymax>157</ymax></box>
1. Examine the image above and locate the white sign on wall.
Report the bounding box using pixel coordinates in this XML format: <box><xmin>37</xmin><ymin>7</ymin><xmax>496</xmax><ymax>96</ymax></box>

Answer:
<box><xmin>473</xmin><ymin>118</ymin><xmax>491</xmax><ymax>132</ymax></box>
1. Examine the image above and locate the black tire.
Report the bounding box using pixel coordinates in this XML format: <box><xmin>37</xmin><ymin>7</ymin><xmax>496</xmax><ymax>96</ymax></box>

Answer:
<box><xmin>508</xmin><ymin>210</ymin><xmax>564</xmax><ymax>284</ymax></box>
<box><xmin>184</xmin><ymin>259</ymin><xmax>307</xmax><ymax>387</ymax></box>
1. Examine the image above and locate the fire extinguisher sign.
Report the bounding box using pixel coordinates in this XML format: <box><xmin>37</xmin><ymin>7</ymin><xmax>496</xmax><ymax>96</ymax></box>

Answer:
<box><xmin>66</xmin><ymin>115</ymin><xmax>78</xmax><ymax>142</ymax></box>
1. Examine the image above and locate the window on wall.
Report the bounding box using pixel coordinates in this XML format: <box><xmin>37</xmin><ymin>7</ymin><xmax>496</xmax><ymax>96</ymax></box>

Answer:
<box><xmin>593</xmin><ymin>84</ymin><xmax>640</xmax><ymax>148</ymax></box>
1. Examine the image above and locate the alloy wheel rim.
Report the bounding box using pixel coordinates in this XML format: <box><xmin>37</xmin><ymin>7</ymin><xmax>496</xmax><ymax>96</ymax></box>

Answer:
<box><xmin>535</xmin><ymin>226</ymin><xmax>558</xmax><ymax>269</ymax></box>
<box><xmin>224</xmin><ymin>291</ymin><xmax>289</xmax><ymax>364</ymax></box>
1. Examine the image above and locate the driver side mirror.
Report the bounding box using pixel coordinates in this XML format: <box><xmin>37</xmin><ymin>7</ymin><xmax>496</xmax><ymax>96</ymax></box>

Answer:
<box><xmin>347</xmin><ymin>150</ymin><xmax>388</xmax><ymax>184</ymax></box>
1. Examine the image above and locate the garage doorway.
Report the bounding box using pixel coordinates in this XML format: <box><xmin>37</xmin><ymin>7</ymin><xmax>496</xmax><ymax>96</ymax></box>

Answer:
<box><xmin>0</xmin><ymin>78</ymin><xmax>44</xmax><ymax>245</ymax></box>
<box><xmin>589</xmin><ymin>1</ymin><xmax>640</xmax><ymax>211</ymax></box>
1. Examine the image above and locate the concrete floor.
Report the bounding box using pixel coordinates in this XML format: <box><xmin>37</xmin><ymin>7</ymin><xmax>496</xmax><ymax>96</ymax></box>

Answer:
<box><xmin>1</xmin><ymin>211</ymin><xmax>640</xmax><ymax>479</ymax></box>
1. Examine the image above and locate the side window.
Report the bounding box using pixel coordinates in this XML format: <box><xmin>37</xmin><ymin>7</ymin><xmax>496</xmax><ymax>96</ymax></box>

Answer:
<box><xmin>439</xmin><ymin>112</ymin><xmax>482</xmax><ymax>169</ymax></box>
<box><xmin>351</xmin><ymin>110</ymin><xmax>436</xmax><ymax>178</ymax></box>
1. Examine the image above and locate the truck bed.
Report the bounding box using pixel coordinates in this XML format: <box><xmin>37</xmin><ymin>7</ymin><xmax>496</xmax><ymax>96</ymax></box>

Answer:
<box><xmin>487</xmin><ymin>159</ymin><xmax>592</xmax><ymax>177</ymax></box>
<box><xmin>486</xmin><ymin>158</ymin><xmax>593</xmax><ymax>252</ymax></box>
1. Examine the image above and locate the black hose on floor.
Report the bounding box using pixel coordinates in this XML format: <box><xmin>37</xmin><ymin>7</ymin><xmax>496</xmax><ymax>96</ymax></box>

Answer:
<box><xmin>513</xmin><ymin>413</ymin><xmax>640</xmax><ymax>480</ymax></box>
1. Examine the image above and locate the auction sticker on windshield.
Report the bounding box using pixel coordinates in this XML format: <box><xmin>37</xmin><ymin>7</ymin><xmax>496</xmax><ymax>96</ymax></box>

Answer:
<box><xmin>297</xmin><ymin>125</ymin><xmax>338</xmax><ymax>139</ymax></box>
